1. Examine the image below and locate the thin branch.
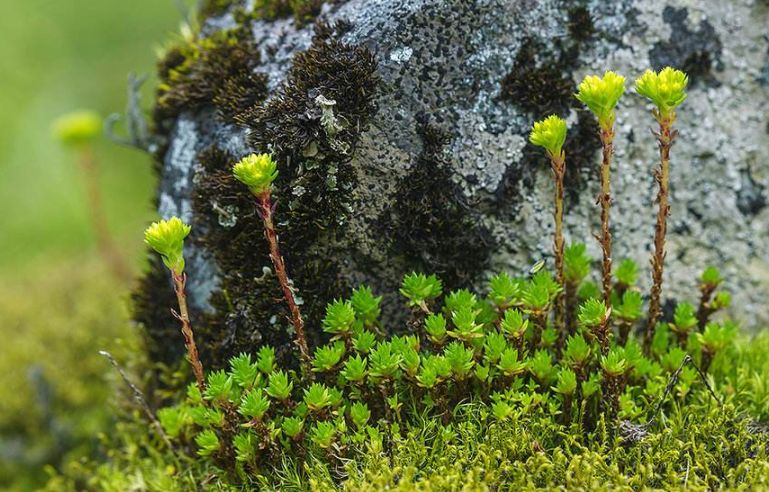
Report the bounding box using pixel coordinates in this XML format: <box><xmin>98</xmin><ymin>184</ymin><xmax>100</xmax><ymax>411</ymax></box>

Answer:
<box><xmin>99</xmin><ymin>351</ymin><xmax>177</xmax><ymax>456</ymax></box>
<box><xmin>645</xmin><ymin>354</ymin><xmax>721</xmax><ymax>428</ymax></box>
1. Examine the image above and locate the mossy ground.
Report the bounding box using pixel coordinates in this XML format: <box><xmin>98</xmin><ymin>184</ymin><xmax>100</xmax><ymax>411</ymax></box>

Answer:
<box><xmin>0</xmin><ymin>257</ymin><xmax>141</xmax><ymax>491</ymax></box>
<box><xmin>43</xmin><ymin>332</ymin><xmax>769</xmax><ymax>490</ymax></box>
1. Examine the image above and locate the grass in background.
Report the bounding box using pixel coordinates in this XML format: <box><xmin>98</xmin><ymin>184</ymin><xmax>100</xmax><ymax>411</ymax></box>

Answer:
<box><xmin>0</xmin><ymin>258</ymin><xmax>135</xmax><ymax>491</ymax></box>
<box><xmin>0</xmin><ymin>0</ymin><xmax>186</xmax><ymax>271</ymax></box>
<box><xmin>0</xmin><ymin>1</ymin><xmax>194</xmax><ymax>489</ymax></box>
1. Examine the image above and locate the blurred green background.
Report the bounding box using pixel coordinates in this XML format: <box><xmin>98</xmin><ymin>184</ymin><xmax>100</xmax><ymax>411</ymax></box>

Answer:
<box><xmin>0</xmin><ymin>1</ymin><xmax>188</xmax><ymax>489</ymax></box>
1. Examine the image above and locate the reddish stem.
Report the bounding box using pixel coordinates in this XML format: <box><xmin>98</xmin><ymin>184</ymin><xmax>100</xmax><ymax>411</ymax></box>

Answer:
<box><xmin>598</xmin><ymin>128</ymin><xmax>615</xmax><ymax>306</ymax></box>
<box><xmin>644</xmin><ymin>115</ymin><xmax>676</xmax><ymax>355</ymax></box>
<box><xmin>172</xmin><ymin>272</ymin><xmax>206</xmax><ymax>394</ymax></box>
<box><xmin>78</xmin><ymin>147</ymin><xmax>131</xmax><ymax>282</ymax></box>
<box><xmin>550</xmin><ymin>152</ymin><xmax>566</xmax><ymax>345</ymax></box>
<box><xmin>257</xmin><ymin>191</ymin><xmax>312</xmax><ymax>374</ymax></box>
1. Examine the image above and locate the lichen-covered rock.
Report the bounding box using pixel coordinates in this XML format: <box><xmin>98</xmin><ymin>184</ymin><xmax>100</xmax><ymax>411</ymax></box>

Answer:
<box><xmin>145</xmin><ymin>0</ymin><xmax>769</xmax><ymax>368</ymax></box>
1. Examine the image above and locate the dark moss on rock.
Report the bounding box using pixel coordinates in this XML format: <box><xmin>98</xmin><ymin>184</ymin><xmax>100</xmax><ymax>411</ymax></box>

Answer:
<box><xmin>232</xmin><ymin>0</ymin><xmax>325</xmax><ymax>27</ymax></box>
<box><xmin>649</xmin><ymin>6</ymin><xmax>723</xmax><ymax>86</ymax></box>
<box><xmin>499</xmin><ymin>41</ymin><xmax>574</xmax><ymax>119</ymax></box>
<box><xmin>186</xmin><ymin>22</ymin><xmax>379</xmax><ymax>368</ymax></box>
<box><xmin>380</xmin><ymin>120</ymin><xmax>496</xmax><ymax>289</ymax></box>
<box><xmin>199</xmin><ymin>0</ymin><xmax>242</xmax><ymax>19</ymax></box>
<box><xmin>154</xmin><ymin>26</ymin><xmax>268</xmax><ymax>124</ymax></box>
<box><xmin>236</xmin><ymin>21</ymin><xmax>376</xmax><ymax>159</ymax></box>
<box><xmin>567</xmin><ymin>5</ymin><xmax>595</xmax><ymax>42</ymax></box>
<box><xmin>497</xmin><ymin>35</ymin><xmax>600</xmax><ymax>207</ymax></box>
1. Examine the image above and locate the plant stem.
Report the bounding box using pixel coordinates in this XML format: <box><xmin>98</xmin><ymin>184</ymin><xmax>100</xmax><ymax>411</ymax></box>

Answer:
<box><xmin>644</xmin><ymin>115</ymin><xmax>676</xmax><ymax>355</ymax></box>
<box><xmin>529</xmin><ymin>310</ymin><xmax>546</xmax><ymax>352</ymax></box>
<box><xmin>550</xmin><ymin>152</ymin><xmax>566</xmax><ymax>343</ymax></box>
<box><xmin>562</xmin><ymin>393</ymin><xmax>572</xmax><ymax>426</ymax></box>
<box><xmin>696</xmin><ymin>283</ymin><xmax>717</xmax><ymax>332</ymax></box>
<box><xmin>564</xmin><ymin>280</ymin><xmax>578</xmax><ymax>337</ymax></box>
<box><xmin>617</xmin><ymin>318</ymin><xmax>633</xmax><ymax>346</ymax></box>
<box><xmin>598</xmin><ymin>128</ymin><xmax>615</xmax><ymax>306</ymax></box>
<box><xmin>601</xmin><ymin>372</ymin><xmax>624</xmax><ymax>424</ymax></box>
<box><xmin>78</xmin><ymin>147</ymin><xmax>131</xmax><ymax>282</ymax></box>
<box><xmin>257</xmin><ymin>191</ymin><xmax>312</xmax><ymax>374</ymax></box>
<box><xmin>172</xmin><ymin>272</ymin><xmax>206</xmax><ymax>394</ymax></box>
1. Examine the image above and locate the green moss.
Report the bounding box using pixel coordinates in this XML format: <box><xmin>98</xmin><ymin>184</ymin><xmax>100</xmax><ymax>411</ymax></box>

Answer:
<box><xmin>233</xmin><ymin>0</ymin><xmax>325</xmax><ymax>27</ymax></box>
<box><xmin>154</xmin><ymin>26</ymin><xmax>268</xmax><ymax>124</ymax></box>
<box><xmin>382</xmin><ymin>121</ymin><xmax>496</xmax><ymax>289</ymax></box>
<box><xmin>499</xmin><ymin>40</ymin><xmax>574</xmax><ymax>119</ymax></box>
<box><xmin>45</xmin><ymin>333</ymin><xmax>769</xmax><ymax>490</ymax></box>
<box><xmin>199</xmin><ymin>0</ymin><xmax>242</xmax><ymax>19</ymax></box>
<box><xmin>0</xmin><ymin>258</ymin><xmax>138</xmax><ymax>491</ymax></box>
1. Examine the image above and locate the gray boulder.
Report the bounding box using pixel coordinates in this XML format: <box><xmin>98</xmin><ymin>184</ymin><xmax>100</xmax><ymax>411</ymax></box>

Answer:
<box><xmin>146</xmin><ymin>0</ymin><xmax>769</xmax><ymax>365</ymax></box>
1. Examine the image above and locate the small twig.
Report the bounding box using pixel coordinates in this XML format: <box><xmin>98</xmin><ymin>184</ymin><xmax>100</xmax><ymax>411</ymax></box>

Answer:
<box><xmin>99</xmin><ymin>351</ymin><xmax>177</xmax><ymax>456</ymax></box>
<box><xmin>645</xmin><ymin>354</ymin><xmax>721</xmax><ymax>427</ymax></box>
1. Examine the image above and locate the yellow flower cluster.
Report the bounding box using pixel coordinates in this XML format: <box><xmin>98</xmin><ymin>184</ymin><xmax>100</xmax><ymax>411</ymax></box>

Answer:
<box><xmin>529</xmin><ymin>115</ymin><xmax>568</xmax><ymax>157</ymax></box>
<box><xmin>233</xmin><ymin>153</ymin><xmax>279</xmax><ymax>195</ymax></box>
<box><xmin>144</xmin><ymin>217</ymin><xmax>191</xmax><ymax>273</ymax></box>
<box><xmin>51</xmin><ymin>110</ymin><xmax>102</xmax><ymax>147</ymax></box>
<box><xmin>575</xmin><ymin>71</ymin><xmax>626</xmax><ymax>129</ymax></box>
<box><xmin>635</xmin><ymin>67</ymin><xmax>688</xmax><ymax>118</ymax></box>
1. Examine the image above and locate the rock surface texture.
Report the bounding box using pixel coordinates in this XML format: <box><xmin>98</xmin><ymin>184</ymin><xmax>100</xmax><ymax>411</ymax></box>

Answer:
<box><xmin>147</xmin><ymin>0</ymin><xmax>769</xmax><ymax>367</ymax></box>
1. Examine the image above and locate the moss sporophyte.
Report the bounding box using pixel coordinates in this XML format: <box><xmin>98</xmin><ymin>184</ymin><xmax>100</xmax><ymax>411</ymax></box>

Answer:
<box><xmin>233</xmin><ymin>153</ymin><xmax>312</xmax><ymax>373</ymax></box>
<box><xmin>144</xmin><ymin>217</ymin><xmax>206</xmax><ymax>393</ymax></box>
<box><xmin>576</xmin><ymin>71</ymin><xmax>626</xmax><ymax>306</ymax></box>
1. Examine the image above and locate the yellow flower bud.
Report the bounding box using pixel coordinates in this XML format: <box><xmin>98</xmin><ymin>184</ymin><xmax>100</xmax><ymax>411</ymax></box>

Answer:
<box><xmin>144</xmin><ymin>217</ymin><xmax>191</xmax><ymax>273</ymax></box>
<box><xmin>52</xmin><ymin>110</ymin><xmax>103</xmax><ymax>147</ymax></box>
<box><xmin>575</xmin><ymin>71</ymin><xmax>626</xmax><ymax>130</ymax></box>
<box><xmin>529</xmin><ymin>115</ymin><xmax>568</xmax><ymax>158</ymax></box>
<box><xmin>635</xmin><ymin>67</ymin><xmax>688</xmax><ymax>118</ymax></box>
<box><xmin>232</xmin><ymin>153</ymin><xmax>279</xmax><ymax>195</ymax></box>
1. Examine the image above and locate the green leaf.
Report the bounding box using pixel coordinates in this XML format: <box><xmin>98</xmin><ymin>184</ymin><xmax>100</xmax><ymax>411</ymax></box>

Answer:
<box><xmin>239</xmin><ymin>388</ymin><xmax>270</xmax><ymax>420</ymax></box>
<box><xmin>322</xmin><ymin>299</ymin><xmax>356</xmax><ymax>337</ymax></box>
<box><xmin>400</xmin><ymin>273</ymin><xmax>443</xmax><ymax>307</ymax></box>
<box><xmin>265</xmin><ymin>370</ymin><xmax>293</xmax><ymax>401</ymax></box>
<box><xmin>351</xmin><ymin>286</ymin><xmax>382</xmax><ymax>327</ymax></box>
<box><xmin>195</xmin><ymin>429</ymin><xmax>220</xmax><ymax>457</ymax></box>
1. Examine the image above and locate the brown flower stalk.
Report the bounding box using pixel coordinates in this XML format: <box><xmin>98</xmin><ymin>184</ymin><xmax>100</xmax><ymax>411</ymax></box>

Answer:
<box><xmin>643</xmin><ymin>113</ymin><xmax>677</xmax><ymax>354</ymax></box>
<box><xmin>529</xmin><ymin>115</ymin><xmax>568</xmax><ymax>340</ymax></box>
<box><xmin>233</xmin><ymin>154</ymin><xmax>313</xmax><ymax>375</ymax></box>
<box><xmin>144</xmin><ymin>217</ymin><xmax>207</xmax><ymax>393</ymax></box>
<box><xmin>171</xmin><ymin>272</ymin><xmax>207</xmax><ymax>393</ymax></box>
<box><xmin>597</xmin><ymin>127</ymin><xmax>614</xmax><ymax>305</ymax></box>
<box><xmin>256</xmin><ymin>190</ymin><xmax>312</xmax><ymax>371</ymax></box>
<box><xmin>550</xmin><ymin>151</ymin><xmax>567</xmax><ymax>339</ymax></box>
<box><xmin>635</xmin><ymin>67</ymin><xmax>688</xmax><ymax>355</ymax></box>
<box><xmin>78</xmin><ymin>148</ymin><xmax>132</xmax><ymax>282</ymax></box>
